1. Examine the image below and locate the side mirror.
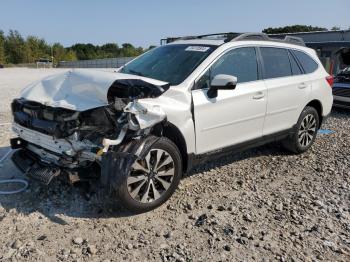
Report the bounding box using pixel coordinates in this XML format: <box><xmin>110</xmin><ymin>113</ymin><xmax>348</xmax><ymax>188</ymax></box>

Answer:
<box><xmin>207</xmin><ymin>74</ymin><xmax>237</xmax><ymax>99</ymax></box>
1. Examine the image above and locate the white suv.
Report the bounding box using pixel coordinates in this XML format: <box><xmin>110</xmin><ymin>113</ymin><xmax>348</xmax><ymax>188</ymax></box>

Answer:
<box><xmin>11</xmin><ymin>33</ymin><xmax>333</xmax><ymax>212</ymax></box>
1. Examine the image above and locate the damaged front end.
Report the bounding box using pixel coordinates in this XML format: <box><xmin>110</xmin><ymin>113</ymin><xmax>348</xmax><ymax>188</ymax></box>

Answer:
<box><xmin>11</xmin><ymin>75</ymin><xmax>170</xmax><ymax>186</ymax></box>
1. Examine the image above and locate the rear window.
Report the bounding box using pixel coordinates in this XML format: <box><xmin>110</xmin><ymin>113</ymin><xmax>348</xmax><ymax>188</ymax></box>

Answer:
<box><xmin>292</xmin><ymin>50</ymin><xmax>318</xmax><ymax>74</ymax></box>
<box><xmin>260</xmin><ymin>47</ymin><xmax>292</xmax><ymax>79</ymax></box>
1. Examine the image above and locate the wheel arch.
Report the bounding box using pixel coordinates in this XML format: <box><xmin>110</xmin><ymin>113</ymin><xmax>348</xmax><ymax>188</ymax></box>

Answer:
<box><xmin>151</xmin><ymin>121</ymin><xmax>189</xmax><ymax>173</ymax></box>
<box><xmin>305</xmin><ymin>99</ymin><xmax>323</xmax><ymax>127</ymax></box>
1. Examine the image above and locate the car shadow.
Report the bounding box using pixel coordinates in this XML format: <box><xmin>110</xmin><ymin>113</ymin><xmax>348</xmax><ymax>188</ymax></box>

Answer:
<box><xmin>0</xmin><ymin>148</ymin><xmax>137</xmax><ymax>223</ymax></box>
<box><xmin>0</xmin><ymin>142</ymin><xmax>287</xmax><ymax>223</ymax></box>
<box><xmin>185</xmin><ymin>142</ymin><xmax>289</xmax><ymax>178</ymax></box>
<box><xmin>331</xmin><ymin>107</ymin><xmax>350</xmax><ymax>117</ymax></box>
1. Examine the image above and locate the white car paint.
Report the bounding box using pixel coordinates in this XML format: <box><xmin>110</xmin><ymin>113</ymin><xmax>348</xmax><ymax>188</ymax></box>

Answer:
<box><xmin>20</xmin><ymin>69</ymin><xmax>168</xmax><ymax>111</ymax></box>
<box><xmin>192</xmin><ymin>80</ymin><xmax>267</xmax><ymax>153</ymax></box>
<box><xmin>17</xmin><ymin>39</ymin><xmax>333</xmax><ymax>157</ymax></box>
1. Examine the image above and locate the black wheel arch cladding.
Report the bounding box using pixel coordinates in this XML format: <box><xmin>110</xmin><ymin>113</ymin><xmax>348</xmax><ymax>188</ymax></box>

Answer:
<box><xmin>100</xmin><ymin>135</ymin><xmax>160</xmax><ymax>191</ymax></box>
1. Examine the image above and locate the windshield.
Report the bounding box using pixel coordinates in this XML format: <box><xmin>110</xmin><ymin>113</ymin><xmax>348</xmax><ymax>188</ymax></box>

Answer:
<box><xmin>120</xmin><ymin>44</ymin><xmax>217</xmax><ymax>85</ymax></box>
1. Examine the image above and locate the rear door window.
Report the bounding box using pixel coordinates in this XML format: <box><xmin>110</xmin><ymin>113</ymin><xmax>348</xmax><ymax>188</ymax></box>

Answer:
<box><xmin>292</xmin><ymin>50</ymin><xmax>318</xmax><ymax>74</ymax></box>
<box><xmin>260</xmin><ymin>47</ymin><xmax>292</xmax><ymax>79</ymax></box>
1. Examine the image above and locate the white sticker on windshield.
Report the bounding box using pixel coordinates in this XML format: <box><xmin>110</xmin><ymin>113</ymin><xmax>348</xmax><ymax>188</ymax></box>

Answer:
<box><xmin>185</xmin><ymin>46</ymin><xmax>210</xmax><ymax>52</ymax></box>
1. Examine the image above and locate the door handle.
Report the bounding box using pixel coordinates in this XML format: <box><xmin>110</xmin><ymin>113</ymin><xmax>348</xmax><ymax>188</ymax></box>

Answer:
<box><xmin>252</xmin><ymin>92</ymin><xmax>265</xmax><ymax>100</ymax></box>
<box><xmin>298</xmin><ymin>83</ymin><xmax>307</xmax><ymax>89</ymax></box>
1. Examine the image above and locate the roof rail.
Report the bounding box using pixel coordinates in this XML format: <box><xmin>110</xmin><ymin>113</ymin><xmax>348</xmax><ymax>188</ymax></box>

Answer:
<box><xmin>176</xmin><ymin>32</ymin><xmax>240</xmax><ymax>41</ymax></box>
<box><xmin>231</xmin><ymin>33</ymin><xmax>270</xmax><ymax>41</ymax></box>
<box><xmin>160</xmin><ymin>32</ymin><xmax>241</xmax><ymax>45</ymax></box>
<box><xmin>161</xmin><ymin>32</ymin><xmax>306</xmax><ymax>46</ymax></box>
<box><xmin>231</xmin><ymin>33</ymin><xmax>306</xmax><ymax>46</ymax></box>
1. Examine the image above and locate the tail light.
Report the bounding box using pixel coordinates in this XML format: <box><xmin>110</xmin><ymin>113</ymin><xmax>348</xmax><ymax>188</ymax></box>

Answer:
<box><xmin>326</xmin><ymin>75</ymin><xmax>334</xmax><ymax>87</ymax></box>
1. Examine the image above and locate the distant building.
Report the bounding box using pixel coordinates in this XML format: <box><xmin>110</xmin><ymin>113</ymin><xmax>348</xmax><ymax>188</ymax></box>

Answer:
<box><xmin>270</xmin><ymin>30</ymin><xmax>350</xmax><ymax>74</ymax></box>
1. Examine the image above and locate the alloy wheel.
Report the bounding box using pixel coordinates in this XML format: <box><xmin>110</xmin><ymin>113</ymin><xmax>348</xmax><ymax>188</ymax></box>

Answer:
<box><xmin>298</xmin><ymin>114</ymin><xmax>317</xmax><ymax>147</ymax></box>
<box><xmin>127</xmin><ymin>149</ymin><xmax>175</xmax><ymax>203</ymax></box>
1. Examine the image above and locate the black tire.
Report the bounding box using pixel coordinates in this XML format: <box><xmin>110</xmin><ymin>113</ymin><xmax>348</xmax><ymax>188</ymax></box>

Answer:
<box><xmin>282</xmin><ymin>106</ymin><xmax>320</xmax><ymax>154</ymax></box>
<box><xmin>115</xmin><ymin>137</ymin><xmax>182</xmax><ymax>213</ymax></box>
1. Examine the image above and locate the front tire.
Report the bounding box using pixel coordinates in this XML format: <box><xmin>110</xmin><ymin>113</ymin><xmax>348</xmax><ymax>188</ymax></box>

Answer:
<box><xmin>282</xmin><ymin>106</ymin><xmax>320</xmax><ymax>154</ymax></box>
<box><xmin>115</xmin><ymin>137</ymin><xmax>182</xmax><ymax>213</ymax></box>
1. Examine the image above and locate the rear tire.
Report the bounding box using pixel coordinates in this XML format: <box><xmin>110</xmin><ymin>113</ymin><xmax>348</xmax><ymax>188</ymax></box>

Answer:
<box><xmin>282</xmin><ymin>106</ymin><xmax>320</xmax><ymax>154</ymax></box>
<box><xmin>115</xmin><ymin>137</ymin><xmax>182</xmax><ymax>213</ymax></box>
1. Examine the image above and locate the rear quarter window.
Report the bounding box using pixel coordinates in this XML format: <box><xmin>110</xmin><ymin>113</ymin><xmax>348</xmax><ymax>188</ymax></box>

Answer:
<box><xmin>288</xmin><ymin>51</ymin><xmax>303</xmax><ymax>76</ymax></box>
<box><xmin>292</xmin><ymin>50</ymin><xmax>318</xmax><ymax>74</ymax></box>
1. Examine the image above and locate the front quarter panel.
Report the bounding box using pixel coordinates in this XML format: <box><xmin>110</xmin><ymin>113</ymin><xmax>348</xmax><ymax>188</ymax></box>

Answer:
<box><xmin>136</xmin><ymin>86</ymin><xmax>196</xmax><ymax>154</ymax></box>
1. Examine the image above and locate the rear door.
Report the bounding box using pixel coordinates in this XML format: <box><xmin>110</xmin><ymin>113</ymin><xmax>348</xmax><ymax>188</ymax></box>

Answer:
<box><xmin>260</xmin><ymin>47</ymin><xmax>312</xmax><ymax>135</ymax></box>
<box><xmin>192</xmin><ymin>47</ymin><xmax>267</xmax><ymax>154</ymax></box>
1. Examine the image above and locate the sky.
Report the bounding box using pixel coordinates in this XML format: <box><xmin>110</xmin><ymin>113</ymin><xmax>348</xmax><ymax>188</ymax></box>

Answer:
<box><xmin>0</xmin><ymin>0</ymin><xmax>349</xmax><ymax>48</ymax></box>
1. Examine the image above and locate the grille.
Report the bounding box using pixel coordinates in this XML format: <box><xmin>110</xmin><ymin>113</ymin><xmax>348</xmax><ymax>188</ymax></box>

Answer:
<box><xmin>26</xmin><ymin>164</ymin><xmax>61</xmax><ymax>185</ymax></box>
<box><xmin>332</xmin><ymin>87</ymin><xmax>350</xmax><ymax>98</ymax></box>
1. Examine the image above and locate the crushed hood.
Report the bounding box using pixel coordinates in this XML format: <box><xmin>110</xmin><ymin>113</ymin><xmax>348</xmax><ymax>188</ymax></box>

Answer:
<box><xmin>20</xmin><ymin>69</ymin><xmax>169</xmax><ymax>111</ymax></box>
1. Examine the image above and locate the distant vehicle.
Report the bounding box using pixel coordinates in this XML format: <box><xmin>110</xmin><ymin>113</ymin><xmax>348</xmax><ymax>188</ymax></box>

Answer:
<box><xmin>333</xmin><ymin>66</ymin><xmax>350</xmax><ymax>109</ymax></box>
<box><xmin>10</xmin><ymin>33</ymin><xmax>333</xmax><ymax>213</ymax></box>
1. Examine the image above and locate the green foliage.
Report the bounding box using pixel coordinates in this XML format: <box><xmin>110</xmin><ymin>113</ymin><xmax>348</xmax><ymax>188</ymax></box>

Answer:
<box><xmin>69</xmin><ymin>42</ymin><xmax>144</xmax><ymax>60</ymax></box>
<box><xmin>52</xmin><ymin>43</ymin><xmax>77</xmax><ymax>63</ymax></box>
<box><xmin>0</xmin><ymin>29</ymin><xmax>146</xmax><ymax>65</ymax></box>
<box><xmin>331</xmin><ymin>26</ymin><xmax>341</xmax><ymax>31</ymax></box>
<box><xmin>0</xmin><ymin>30</ymin><xmax>5</xmax><ymax>64</ymax></box>
<box><xmin>25</xmin><ymin>35</ymin><xmax>50</xmax><ymax>63</ymax></box>
<box><xmin>262</xmin><ymin>25</ymin><xmax>328</xmax><ymax>34</ymax></box>
<box><xmin>4</xmin><ymin>30</ymin><xmax>26</xmax><ymax>64</ymax></box>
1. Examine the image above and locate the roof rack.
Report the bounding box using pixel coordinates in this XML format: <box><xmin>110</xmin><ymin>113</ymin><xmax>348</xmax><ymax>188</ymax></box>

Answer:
<box><xmin>161</xmin><ymin>32</ymin><xmax>306</xmax><ymax>46</ymax></box>
<box><xmin>160</xmin><ymin>32</ymin><xmax>241</xmax><ymax>45</ymax></box>
<box><xmin>231</xmin><ymin>33</ymin><xmax>305</xmax><ymax>46</ymax></box>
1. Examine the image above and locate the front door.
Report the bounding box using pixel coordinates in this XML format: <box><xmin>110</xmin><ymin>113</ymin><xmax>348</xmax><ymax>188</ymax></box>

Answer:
<box><xmin>192</xmin><ymin>47</ymin><xmax>267</xmax><ymax>154</ymax></box>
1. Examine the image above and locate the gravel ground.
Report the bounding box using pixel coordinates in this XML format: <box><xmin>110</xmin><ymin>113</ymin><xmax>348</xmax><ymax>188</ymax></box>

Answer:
<box><xmin>0</xmin><ymin>69</ymin><xmax>349</xmax><ymax>261</ymax></box>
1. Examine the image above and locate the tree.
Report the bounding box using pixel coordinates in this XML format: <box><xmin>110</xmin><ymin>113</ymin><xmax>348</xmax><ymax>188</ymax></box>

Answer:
<box><xmin>0</xmin><ymin>29</ymin><xmax>144</xmax><ymax>64</ymax></box>
<box><xmin>52</xmin><ymin>43</ymin><xmax>77</xmax><ymax>64</ymax></box>
<box><xmin>331</xmin><ymin>26</ymin><xmax>341</xmax><ymax>31</ymax></box>
<box><xmin>262</xmin><ymin>25</ymin><xmax>328</xmax><ymax>34</ymax></box>
<box><xmin>25</xmin><ymin>36</ymin><xmax>50</xmax><ymax>63</ymax></box>
<box><xmin>4</xmin><ymin>30</ymin><xmax>26</xmax><ymax>64</ymax></box>
<box><xmin>64</xmin><ymin>50</ymin><xmax>77</xmax><ymax>61</ymax></box>
<box><xmin>100</xmin><ymin>43</ymin><xmax>120</xmax><ymax>57</ymax></box>
<box><xmin>120</xmin><ymin>43</ymin><xmax>143</xmax><ymax>57</ymax></box>
<box><xmin>0</xmin><ymin>30</ymin><xmax>5</xmax><ymax>64</ymax></box>
<box><xmin>70</xmin><ymin>43</ymin><xmax>98</xmax><ymax>60</ymax></box>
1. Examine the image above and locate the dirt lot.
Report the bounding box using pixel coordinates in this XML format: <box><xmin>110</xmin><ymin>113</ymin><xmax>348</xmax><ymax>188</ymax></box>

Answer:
<box><xmin>0</xmin><ymin>68</ymin><xmax>349</xmax><ymax>262</ymax></box>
